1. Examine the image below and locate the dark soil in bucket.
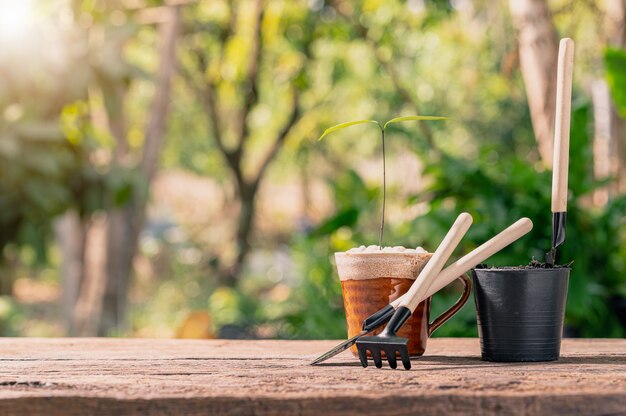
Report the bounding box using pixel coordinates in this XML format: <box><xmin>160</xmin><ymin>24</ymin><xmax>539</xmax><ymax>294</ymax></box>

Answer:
<box><xmin>474</xmin><ymin>258</ymin><xmax>573</xmax><ymax>270</ymax></box>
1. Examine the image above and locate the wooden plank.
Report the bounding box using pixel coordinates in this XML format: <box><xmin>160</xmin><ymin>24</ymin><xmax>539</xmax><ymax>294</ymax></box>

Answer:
<box><xmin>0</xmin><ymin>338</ymin><xmax>623</xmax><ymax>415</ymax></box>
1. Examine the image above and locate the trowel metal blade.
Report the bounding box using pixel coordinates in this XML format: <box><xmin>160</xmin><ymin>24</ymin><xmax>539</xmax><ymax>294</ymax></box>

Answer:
<box><xmin>546</xmin><ymin>212</ymin><xmax>567</xmax><ymax>266</ymax></box>
<box><xmin>551</xmin><ymin>211</ymin><xmax>567</xmax><ymax>249</ymax></box>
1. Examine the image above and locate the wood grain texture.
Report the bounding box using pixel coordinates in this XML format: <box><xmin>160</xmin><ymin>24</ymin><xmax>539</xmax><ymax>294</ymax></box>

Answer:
<box><xmin>0</xmin><ymin>338</ymin><xmax>624</xmax><ymax>415</ymax></box>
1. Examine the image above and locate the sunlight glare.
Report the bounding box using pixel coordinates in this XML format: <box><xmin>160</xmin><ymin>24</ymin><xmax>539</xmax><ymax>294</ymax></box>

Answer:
<box><xmin>0</xmin><ymin>0</ymin><xmax>35</xmax><ymax>42</ymax></box>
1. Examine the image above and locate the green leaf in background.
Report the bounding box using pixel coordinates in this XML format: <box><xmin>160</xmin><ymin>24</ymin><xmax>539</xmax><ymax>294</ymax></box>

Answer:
<box><xmin>309</xmin><ymin>208</ymin><xmax>359</xmax><ymax>238</ymax></box>
<box><xmin>318</xmin><ymin>120</ymin><xmax>381</xmax><ymax>140</ymax></box>
<box><xmin>383</xmin><ymin>115</ymin><xmax>447</xmax><ymax>130</ymax></box>
<box><xmin>605</xmin><ymin>47</ymin><xmax>626</xmax><ymax>118</ymax></box>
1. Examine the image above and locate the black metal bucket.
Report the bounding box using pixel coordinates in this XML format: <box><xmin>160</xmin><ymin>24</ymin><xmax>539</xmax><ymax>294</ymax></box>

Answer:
<box><xmin>472</xmin><ymin>267</ymin><xmax>570</xmax><ymax>362</ymax></box>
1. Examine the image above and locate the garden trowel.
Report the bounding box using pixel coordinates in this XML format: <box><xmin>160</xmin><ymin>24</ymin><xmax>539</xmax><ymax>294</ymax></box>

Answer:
<box><xmin>546</xmin><ymin>38</ymin><xmax>575</xmax><ymax>267</ymax></box>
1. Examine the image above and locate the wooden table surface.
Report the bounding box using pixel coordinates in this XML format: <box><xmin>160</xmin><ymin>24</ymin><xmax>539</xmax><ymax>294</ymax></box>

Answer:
<box><xmin>0</xmin><ymin>338</ymin><xmax>624</xmax><ymax>415</ymax></box>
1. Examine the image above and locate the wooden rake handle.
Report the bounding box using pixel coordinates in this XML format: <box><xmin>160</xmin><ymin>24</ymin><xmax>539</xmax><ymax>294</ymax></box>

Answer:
<box><xmin>551</xmin><ymin>38</ymin><xmax>575</xmax><ymax>213</ymax></box>
<box><xmin>399</xmin><ymin>212</ymin><xmax>473</xmax><ymax>313</ymax></box>
<box><xmin>391</xmin><ymin>217</ymin><xmax>534</xmax><ymax>308</ymax></box>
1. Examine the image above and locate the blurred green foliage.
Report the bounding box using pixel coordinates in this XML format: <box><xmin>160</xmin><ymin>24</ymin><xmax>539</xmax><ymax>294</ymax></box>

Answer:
<box><xmin>605</xmin><ymin>48</ymin><xmax>626</xmax><ymax>118</ymax></box>
<box><xmin>281</xmin><ymin>102</ymin><xmax>626</xmax><ymax>339</ymax></box>
<box><xmin>0</xmin><ymin>75</ymin><xmax>103</xmax><ymax>266</ymax></box>
<box><xmin>1</xmin><ymin>0</ymin><xmax>626</xmax><ymax>340</ymax></box>
<box><xmin>275</xmin><ymin>34</ymin><xmax>626</xmax><ymax>340</ymax></box>
<box><xmin>0</xmin><ymin>0</ymin><xmax>147</xmax><ymax>265</ymax></box>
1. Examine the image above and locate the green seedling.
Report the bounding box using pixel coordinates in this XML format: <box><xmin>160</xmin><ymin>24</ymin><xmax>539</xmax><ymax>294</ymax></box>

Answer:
<box><xmin>319</xmin><ymin>115</ymin><xmax>447</xmax><ymax>248</ymax></box>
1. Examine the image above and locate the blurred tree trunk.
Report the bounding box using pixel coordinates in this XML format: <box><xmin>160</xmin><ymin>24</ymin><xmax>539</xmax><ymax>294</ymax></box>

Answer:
<box><xmin>592</xmin><ymin>0</ymin><xmax>626</xmax><ymax>205</ymax></box>
<box><xmin>592</xmin><ymin>80</ymin><xmax>613</xmax><ymax>206</ymax></box>
<box><xmin>509</xmin><ymin>0</ymin><xmax>559</xmax><ymax>167</ymax></box>
<box><xmin>606</xmin><ymin>0</ymin><xmax>626</xmax><ymax>194</ymax></box>
<box><xmin>220</xmin><ymin>95</ymin><xmax>300</xmax><ymax>286</ymax></box>
<box><xmin>607</xmin><ymin>0</ymin><xmax>626</xmax><ymax>47</ymax></box>
<box><xmin>0</xmin><ymin>265</ymin><xmax>11</xmax><ymax>296</ymax></box>
<box><xmin>74</xmin><ymin>214</ymin><xmax>108</xmax><ymax>335</ymax></box>
<box><xmin>182</xmin><ymin>0</ymin><xmax>304</xmax><ymax>286</ymax></box>
<box><xmin>54</xmin><ymin>211</ymin><xmax>87</xmax><ymax>335</ymax></box>
<box><xmin>98</xmin><ymin>6</ymin><xmax>181</xmax><ymax>335</ymax></box>
<box><xmin>0</xmin><ymin>246</ymin><xmax>18</xmax><ymax>296</ymax></box>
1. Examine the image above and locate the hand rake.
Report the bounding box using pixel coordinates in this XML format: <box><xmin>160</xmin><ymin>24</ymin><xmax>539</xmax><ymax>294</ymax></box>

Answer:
<box><xmin>356</xmin><ymin>212</ymin><xmax>473</xmax><ymax>369</ymax></box>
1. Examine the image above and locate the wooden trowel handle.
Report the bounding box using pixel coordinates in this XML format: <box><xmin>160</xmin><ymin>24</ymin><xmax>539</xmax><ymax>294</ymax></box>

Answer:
<box><xmin>400</xmin><ymin>212</ymin><xmax>473</xmax><ymax>313</ymax></box>
<box><xmin>424</xmin><ymin>217</ymin><xmax>533</xmax><ymax>297</ymax></box>
<box><xmin>390</xmin><ymin>218</ymin><xmax>533</xmax><ymax>309</ymax></box>
<box><xmin>551</xmin><ymin>38</ymin><xmax>575</xmax><ymax>213</ymax></box>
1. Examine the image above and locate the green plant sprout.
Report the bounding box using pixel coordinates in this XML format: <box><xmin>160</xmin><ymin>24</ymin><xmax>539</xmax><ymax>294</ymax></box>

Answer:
<box><xmin>319</xmin><ymin>115</ymin><xmax>447</xmax><ymax>249</ymax></box>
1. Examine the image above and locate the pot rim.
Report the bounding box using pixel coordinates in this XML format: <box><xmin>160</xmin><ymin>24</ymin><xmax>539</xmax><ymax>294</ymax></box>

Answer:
<box><xmin>472</xmin><ymin>267</ymin><xmax>571</xmax><ymax>274</ymax></box>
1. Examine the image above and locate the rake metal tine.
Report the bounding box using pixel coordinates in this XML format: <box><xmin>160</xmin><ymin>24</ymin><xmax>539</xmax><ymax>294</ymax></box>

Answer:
<box><xmin>386</xmin><ymin>348</ymin><xmax>398</xmax><ymax>369</ymax></box>
<box><xmin>399</xmin><ymin>347</ymin><xmax>411</xmax><ymax>370</ymax></box>
<box><xmin>371</xmin><ymin>348</ymin><xmax>383</xmax><ymax>368</ymax></box>
<box><xmin>357</xmin><ymin>346</ymin><xmax>368</xmax><ymax>368</ymax></box>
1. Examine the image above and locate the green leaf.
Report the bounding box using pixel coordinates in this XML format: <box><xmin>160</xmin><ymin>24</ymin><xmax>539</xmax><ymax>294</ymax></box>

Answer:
<box><xmin>318</xmin><ymin>120</ymin><xmax>381</xmax><ymax>140</ymax></box>
<box><xmin>309</xmin><ymin>208</ymin><xmax>359</xmax><ymax>238</ymax></box>
<box><xmin>383</xmin><ymin>115</ymin><xmax>447</xmax><ymax>130</ymax></box>
<box><xmin>605</xmin><ymin>47</ymin><xmax>626</xmax><ymax>118</ymax></box>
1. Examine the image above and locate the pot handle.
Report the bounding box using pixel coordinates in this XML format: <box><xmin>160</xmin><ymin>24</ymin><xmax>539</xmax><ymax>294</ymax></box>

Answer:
<box><xmin>427</xmin><ymin>274</ymin><xmax>472</xmax><ymax>336</ymax></box>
